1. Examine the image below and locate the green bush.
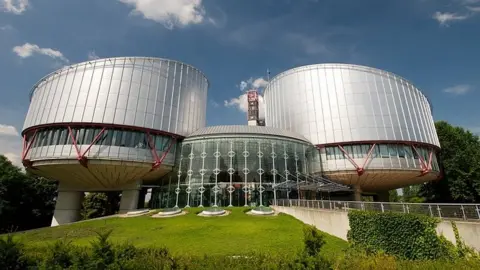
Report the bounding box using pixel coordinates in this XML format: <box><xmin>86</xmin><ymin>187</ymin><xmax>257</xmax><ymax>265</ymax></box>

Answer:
<box><xmin>347</xmin><ymin>210</ymin><xmax>457</xmax><ymax>260</ymax></box>
<box><xmin>335</xmin><ymin>248</ymin><xmax>480</xmax><ymax>270</ymax></box>
<box><xmin>0</xmin><ymin>234</ymin><xmax>29</xmax><ymax>270</ymax></box>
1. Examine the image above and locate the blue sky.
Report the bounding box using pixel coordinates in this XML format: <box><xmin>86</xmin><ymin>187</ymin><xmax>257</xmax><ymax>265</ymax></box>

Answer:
<box><xmin>0</xmin><ymin>0</ymin><xmax>479</xmax><ymax>166</ymax></box>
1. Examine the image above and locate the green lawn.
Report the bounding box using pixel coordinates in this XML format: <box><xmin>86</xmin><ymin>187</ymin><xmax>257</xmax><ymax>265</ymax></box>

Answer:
<box><xmin>14</xmin><ymin>208</ymin><xmax>348</xmax><ymax>258</ymax></box>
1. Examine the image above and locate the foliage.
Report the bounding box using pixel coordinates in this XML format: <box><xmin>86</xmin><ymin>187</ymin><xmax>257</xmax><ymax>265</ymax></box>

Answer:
<box><xmin>401</xmin><ymin>185</ymin><xmax>425</xmax><ymax>203</ymax></box>
<box><xmin>303</xmin><ymin>225</ymin><xmax>325</xmax><ymax>256</ymax></box>
<box><xmin>0</xmin><ymin>234</ymin><xmax>28</xmax><ymax>270</ymax></box>
<box><xmin>420</xmin><ymin>121</ymin><xmax>480</xmax><ymax>203</ymax></box>
<box><xmin>0</xmin><ymin>155</ymin><xmax>57</xmax><ymax>233</ymax></box>
<box><xmin>388</xmin><ymin>190</ymin><xmax>401</xmax><ymax>202</ymax></box>
<box><xmin>3</xmin><ymin>226</ymin><xmax>480</xmax><ymax>269</ymax></box>
<box><xmin>335</xmin><ymin>247</ymin><xmax>480</xmax><ymax>270</ymax></box>
<box><xmin>347</xmin><ymin>210</ymin><xmax>457</xmax><ymax>260</ymax></box>
<box><xmin>13</xmin><ymin>208</ymin><xmax>319</xmax><ymax>257</ymax></box>
<box><xmin>81</xmin><ymin>192</ymin><xmax>120</xmax><ymax>220</ymax></box>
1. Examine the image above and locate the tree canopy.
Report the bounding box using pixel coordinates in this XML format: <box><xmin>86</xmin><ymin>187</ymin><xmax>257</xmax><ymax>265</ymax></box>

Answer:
<box><xmin>0</xmin><ymin>155</ymin><xmax>57</xmax><ymax>233</ymax></box>
<box><xmin>419</xmin><ymin>121</ymin><xmax>480</xmax><ymax>203</ymax></box>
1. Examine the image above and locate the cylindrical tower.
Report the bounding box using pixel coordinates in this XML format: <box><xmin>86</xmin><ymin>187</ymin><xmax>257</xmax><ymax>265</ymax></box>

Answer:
<box><xmin>264</xmin><ymin>63</ymin><xmax>440</xmax><ymax>192</ymax></box>
<box><xmin>21</xmin><ymin>57</ymin><xmax>208</xmax><ymax>190</ymax></box>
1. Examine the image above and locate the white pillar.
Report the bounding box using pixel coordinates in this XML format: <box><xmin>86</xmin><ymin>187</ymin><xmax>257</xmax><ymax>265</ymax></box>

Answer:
<box><xmin>119</xmin><ymin>181</ymin><xmax>142</xmax><ymax>214</ymax></box>
<box><xmin>51</xmin><ymin>185</ymin><xmax>84</xmax><ymax>227</ymax></box>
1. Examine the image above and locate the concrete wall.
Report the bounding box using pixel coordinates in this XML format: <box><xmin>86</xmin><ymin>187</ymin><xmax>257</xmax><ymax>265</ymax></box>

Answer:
<box><xmin>273</xmin><ymin>206</ymin><xmax>480</xmax><ymax>251</ymax></box>
<box><xmin>436</xmin><ymin>220</ymin><xmax>480</xmax><ymax>251</ymax></box>
<box><xmin>274</xmin><ymin>206</ymin><xmax>350</xmax><ymax>240</ymax></box>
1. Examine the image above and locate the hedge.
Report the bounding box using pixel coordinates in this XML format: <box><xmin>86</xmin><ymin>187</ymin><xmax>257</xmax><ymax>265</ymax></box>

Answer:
<box><xmin>347</xmin><ymin>210</ymin><xmax>456</xmax><ymax>260</ymax></box>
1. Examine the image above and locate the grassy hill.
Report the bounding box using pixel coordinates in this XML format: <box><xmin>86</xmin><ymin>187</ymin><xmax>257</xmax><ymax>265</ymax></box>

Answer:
<box><xmin>13</xmin><ymin>208</ymin><xmax>348</xmax><ymax>258</ymax></box>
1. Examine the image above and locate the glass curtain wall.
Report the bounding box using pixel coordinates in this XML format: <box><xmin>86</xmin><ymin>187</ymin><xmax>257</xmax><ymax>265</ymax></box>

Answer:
<box><xmin>322</xmin><ymin>143</ymin><xmax>439</xmax><ymax>171</ymax></box>
<box><xmin>152</xmin><ymin>137</ymin><xmax>311</xmax><ymax>208</ymax></box>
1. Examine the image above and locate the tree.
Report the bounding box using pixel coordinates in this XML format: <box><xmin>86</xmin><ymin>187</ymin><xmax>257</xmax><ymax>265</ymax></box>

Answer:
<box><xmin>402</xmin><ymin>185</ymin><xmax>425</xmax><ymax>203</ymax></box>
<box><xmin>81</xmin><ymin>192</ymin><xmax>120</xmax><ymax>220</ymax></box>
<box><xmin>420</xmin><ymin>121</ymin><xmax>480</xmax><ymax>203</ymax></box>
<box><xmin>0</xmin><ymin>155</ymin><xmax>57</xmax><ymax>232</ymax></box>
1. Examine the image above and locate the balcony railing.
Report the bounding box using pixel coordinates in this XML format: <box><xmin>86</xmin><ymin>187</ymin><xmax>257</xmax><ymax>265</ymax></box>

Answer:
<box><xmin>273</xmin><ymin>199</ymin><xmax>480</xmax><ymax>221</ymax></box>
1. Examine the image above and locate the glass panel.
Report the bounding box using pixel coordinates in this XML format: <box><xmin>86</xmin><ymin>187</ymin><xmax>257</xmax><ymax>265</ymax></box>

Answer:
<box><xmin>379</xmin><ymin>145</ymin><xmax>389</xmax><ymax>158</ymax></box>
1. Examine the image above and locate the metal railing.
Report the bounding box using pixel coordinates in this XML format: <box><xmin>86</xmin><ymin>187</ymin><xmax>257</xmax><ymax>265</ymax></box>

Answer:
<box><xmin>274</xmin><ymin>199</ymin><xmax>480</xmax><ymax>221</ymax></box>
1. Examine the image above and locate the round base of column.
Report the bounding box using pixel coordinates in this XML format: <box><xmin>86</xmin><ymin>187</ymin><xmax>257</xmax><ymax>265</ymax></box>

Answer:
<box><xmin>156</xmin><ymin>207</ymin><xmax>182</xmax><ymax>216</ymax></box>
<box><xmin>152</xmin><ymin>207</ymin><xmax>185</xmax><ymax>218</ymax></box>
<box><xmin>248</xmin><ymin>206</ymin><xmax>275</xmax><ymax>216</ymax></box>
<box><xmin>199</xmin><ymin>207</ymin><xmax>228</xmax><ymax>217</ymax></box>
<box><xmin>125</xmin><ymin>209</ymin><xmax>150</xmax><ymax>217</ymax></box>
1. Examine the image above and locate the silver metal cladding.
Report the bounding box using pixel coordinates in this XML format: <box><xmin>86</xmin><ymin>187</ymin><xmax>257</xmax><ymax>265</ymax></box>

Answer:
<box><xmin>264</xmin><ymin>63</ymin><xmax>439</xmax><ymax>147</ymax></box>
<box><xmin>23</xmin><ymin>57</ymin><xmax>209</xmax><ymax>136</ymax></box>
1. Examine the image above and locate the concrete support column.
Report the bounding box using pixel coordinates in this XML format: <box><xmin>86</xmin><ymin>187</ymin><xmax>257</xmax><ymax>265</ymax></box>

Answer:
<box><xmin>51</xmin><ymin>184</ymin><xmax>84</xmax><ymax>227</ymax></box>
<box><xmin>352</xmin><ymin>185</ymin><xmax>362</xmax><ymax>201</ymax></box>
<box><xmin>119</xmin><ymin>181</ymin><xmax>142</xmax><ymax>214</ymax></box>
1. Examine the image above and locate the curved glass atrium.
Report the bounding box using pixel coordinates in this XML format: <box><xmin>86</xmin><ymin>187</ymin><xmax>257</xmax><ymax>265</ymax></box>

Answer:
<box><xmin>150</xmin><ymin>135</ymin><xmax>349</xmax><ymax>208</ymax></box>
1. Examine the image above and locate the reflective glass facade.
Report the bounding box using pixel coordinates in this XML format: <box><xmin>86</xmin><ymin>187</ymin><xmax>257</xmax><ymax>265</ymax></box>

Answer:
<box><xmin>319</xmin><ymin>143</ymin><xmax>439</xmax><ymax>171</ymax></box>
<box><xmin>150</xmin><ymin>135</ymin><xmax>313</xmax><ymax>208</ymax></box>
<box><xmin>26</xmin><ymin>126</ymin><xmax>177</xmax><ymax>165</ymax></box>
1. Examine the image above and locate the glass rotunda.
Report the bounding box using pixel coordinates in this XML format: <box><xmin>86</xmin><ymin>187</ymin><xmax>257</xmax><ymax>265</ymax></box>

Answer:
<box><xmin>149</xmin><ymin>125</ymin><xmax>347</xmax><ymax>208</ymax></box>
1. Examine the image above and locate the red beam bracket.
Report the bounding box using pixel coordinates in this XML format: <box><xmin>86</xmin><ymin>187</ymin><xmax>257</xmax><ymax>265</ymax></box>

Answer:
<box><xmin>412</xmin><ymin>145</ymin><xmax>433</xmax><ymax>176</ymax></box>
<box><xmin>21</xmin><ymin>130</ymin><xmax>38</xmax><ymax>168</ymax></box>
<box><xmin>146</xmin><ymin>132</ymin><xmax>177</xmax><ymax>171</ymax></box>
<box><xmin>68</xmin><ymin>126</ymin><xmax>107</xmax><ymax>168</ymax></box>
<box><xmin>337</xmin><ymin>144</ymin><xmax>376</xmax><ymax>176</ymax></box>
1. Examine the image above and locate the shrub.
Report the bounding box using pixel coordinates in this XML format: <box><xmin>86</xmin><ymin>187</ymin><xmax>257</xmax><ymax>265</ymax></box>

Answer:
<box><xmin>347</xmin><ymin>210</ymin><xmax>457</xmax><ymax>260</ymax></box>
<box><xmin>303</xmin><ymin>225</ymin><xmax>325</xmax><ymax>257</ymax></box>
<box><xmin>0</xmin><ymin>234</ymin><xmax>28</xmax><ymax>270</ymax></box>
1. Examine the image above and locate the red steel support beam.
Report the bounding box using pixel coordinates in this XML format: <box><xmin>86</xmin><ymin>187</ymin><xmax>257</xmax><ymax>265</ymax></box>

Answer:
<box><xmin>412</xmin><ymin>145</ymin><xmax>434</xmax><ymax>176</ymax></box>
<box><xmin>21</xmin><ymin>129</ymin><xmax>38</xmax><ymax>168</ymax></box>
<box><xmin>337</xmin><ymin>145</ymin><xmax>360</xmax><ymax>170</ymax></box>
<box><xmin>338</xmin><ymin>144</ymin><xmax>376</xmax><ymax>176</ymax></box>
<box><xmin>146</xmin><ymin>132</ymin><xmax>177</xmax><ymax>171</ymax></box>
<box><xmin>153</xmin><ymin>137</ymin><xmax>176</xmax><ymax>171</ymax></box>
<box><xmin>67</xmin><ymin>126</ymin><xmax>82</xmax><ymax>159</ymax></box>
<box><xmin>78</xmin><ymin>128</ymin><xmax>107</xmax><ymax>167</ymax></box>
<box><xmin>359</xmin><ymin>143</ymin><xmax>376</xmax><ymax>176</ymax></box>
<box><xmin>146</xmin><ymin>132</ymin><xmax>161</xmax><ymax>167</ymax></box>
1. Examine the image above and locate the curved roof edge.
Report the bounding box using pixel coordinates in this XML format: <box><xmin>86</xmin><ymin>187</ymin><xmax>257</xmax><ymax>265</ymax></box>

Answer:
<box><xmin>264</xmin><ymin>63</ymin><xmax>433</xmax><ymax>111</ymax></box>
<box><xmin>185</xmin><ymin>125</ymin><xmax>311</xmax><ymax>143</ymax></box>
<box><xmin>28</xmin><ymin>56</ymin><xmax>209</xmax><ymax>100</ymax></box>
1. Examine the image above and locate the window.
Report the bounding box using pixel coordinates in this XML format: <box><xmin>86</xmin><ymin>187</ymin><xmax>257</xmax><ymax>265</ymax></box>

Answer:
<box><xmin>397</xmin><ymin>145</ymin><xmax>406</xmax><ymax>158</ymax></box>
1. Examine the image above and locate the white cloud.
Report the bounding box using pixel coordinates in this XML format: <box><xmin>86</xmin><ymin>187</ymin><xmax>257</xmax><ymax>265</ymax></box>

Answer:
<box><xmin>1</xmin><ymin>0</ymin><xmax>29</xmax><ymax>15</ymax></box>
<box><xmin>3</xmin><ymin>152</ymin><xmax>21</xmax><ymax>167</ymax></box>
<box><xmin>210</xmin><ymin>100</ymin><xmax>219</xmax><ymax>108</ymax></box>
<box><xmin>284</xmin><ymin>33</ymin><xmax>331</xmax><ymax>56</ymax></box>
<box><xmin>224</xmin><ymin>93</ymin><xmax>266</xmax><ymax>119</ymax></box>
<box><xmin>252</xmin><ymin>77</ymin><xmax>268</xmax><ymax>89</ymax></box>
<box><xmin>432</xmin><ymin>11</ymin><xmax>470</xmax><ymax>26</ymax></box>
<box><xmin>12</xmin><ymin>43</ymin><xmax>69</xmax><ymax>63</ymax></box>
<box><xmin>467</xmin><ymin>5</ymin><xmax>480</xmax><ymax>12</ymax></box>
<box><xmin>0</xmin><ymin>124</ymin><xmax>19</xmax><ymax>136</ymax></box>
<box><xmin>237</xmin><ymin>76</ymin><xmax>269</xmax><ymax>92</ymax></box>
<box><xmin>87</xmin><ymin>50</ymin><xmax>100</xmax><ymax>60</ymax></box>
<box><xmin>442</xmin><ymin>84</ymin><xmax>472</xmax><ymax>95</ymax></box>
<box><xmin>0</xmin><ymin>124</ymin><xmax>22</xmax><ymax>168</ymax></box>
<box><xmin>0</xmin><ymin>24</ymin><xmax>13</xmax><ymax>31</ymax></box>
<box><xmin>227</xmin><ymin>76</ymin><xmax>269</xmax><ymax>119</ymax></box>
<box><xmin>118</xmin><ymin>0</ymin><xmax>206</xmax><ymax>29</ymax></box>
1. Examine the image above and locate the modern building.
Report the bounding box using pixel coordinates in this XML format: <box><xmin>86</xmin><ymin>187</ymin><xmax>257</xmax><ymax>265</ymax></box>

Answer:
<box><xmin>21</xmin><ymin>57</ymin><xmax>208</xmax><ymax>225</ymax></box>
<box><xmin>264</xmin><ymin>64</ymin><xmax>441</xmax><ymax>200</ymax></box>
<box><xmin>21</xmin><ymin>59</ymin><xmax>441</xmax><ymax>225</ymax></box>
<box><xmin>148</xmin><ymin>125</ymin><xmax>348</xmax><ymax>209</ymax></box>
